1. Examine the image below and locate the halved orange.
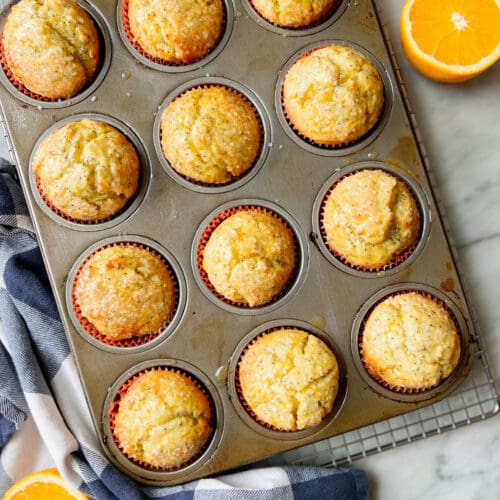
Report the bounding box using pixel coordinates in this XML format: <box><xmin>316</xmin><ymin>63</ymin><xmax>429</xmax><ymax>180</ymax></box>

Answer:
<box><xmin>400</xmin><ymin>0</ymin><xmax>500</xmax><ymax>83</ymax></box>
<box><xmin>3</xmin><ymin>468</ymin><xmax>90</xmax><ymax>500</ymax></box>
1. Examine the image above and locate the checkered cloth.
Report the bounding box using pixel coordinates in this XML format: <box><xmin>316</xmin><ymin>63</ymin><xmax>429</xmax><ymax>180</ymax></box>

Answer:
<box><xmin>0</xmin><ymin>160</ymin><xmax>369</xmax><ymax>499</ymax></box>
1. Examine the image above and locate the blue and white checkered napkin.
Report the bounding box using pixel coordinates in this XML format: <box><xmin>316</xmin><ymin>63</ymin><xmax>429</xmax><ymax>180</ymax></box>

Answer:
<box><xmin>0</xmin><ymin>159</ymin><xmax>369</xmax><ymax>499</ymax></box>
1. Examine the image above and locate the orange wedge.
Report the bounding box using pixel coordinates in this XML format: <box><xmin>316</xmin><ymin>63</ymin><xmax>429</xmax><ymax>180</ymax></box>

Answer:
<box><xmin>3</xmin><ymin>468</ymin><xmax>90</xmax><ymax>500</ymax></box>
<box><xmin>400</xmin><ymin>0</ymin><xmax>500</xmax><ymax>82</ymax></box>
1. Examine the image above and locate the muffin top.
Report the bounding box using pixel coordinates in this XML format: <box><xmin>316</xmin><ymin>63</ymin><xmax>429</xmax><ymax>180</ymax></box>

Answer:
<box><xmin>2</xmin><ymin>0</ymin><xmax>100</xmax><ymax>99</ymax></box>
<box><xmin>127</xmin><ymin>0</ymin><xmax>224</xmax><ymax>64</ymax></box>
<box><xmin>238</xmin><ymin>328</ymin><xmax>339</xmax><ymax>431</ymax></box>
<box><xmin>282</xmin><ymin>45</ymin><xmax>384</xmax><ymax>146</ymax></box>
<box><xmin>322</xmin><ymin>169</ymin><xmax>420</xmax><ymax>269</ymax></box>
<box><xmin>32</xmin><ymin>119</ymin><xmax>140</xmax><ymax>222</ymax></box>
<box><xmin>161</xmin><ymin>86</ymin><xmax>261</xmax><ymax>184</ymax></box>
<box><xmin>202</xmin><ymin>210</ymin><xmax>296</xmax><ymax>306</ymax></box>
<box><xmin>251</xmin><ymin>0</ymin><xmax>337</xmax><ymax>28</ymax></box>
<box><xmin>73</xmin><ymin>245</ymin><xmax>176</xmax><ymax>341</ymax></box>
<box><xmin>361</xmin><ymin>292</ymin><xmax>461</xmax><ymax>390</ymax></box>
<box><xmin>113</xmin><ymin>369</ymin><xmax>213</xmax><ymax>469</ymax></box>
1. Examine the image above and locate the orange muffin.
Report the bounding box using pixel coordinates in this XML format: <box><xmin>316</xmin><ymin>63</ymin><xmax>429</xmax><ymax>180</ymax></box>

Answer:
<box><xmin>238</xmin><ymin>328</ymin><xmax>339</xmax><ymax>431</ymax></box>
<box><xmin>2</xmin><ymin>0</ymin><xmax>100</xmax><ymax>99</ymax></box>
<box><xmin>32</xmin><ymin>119</ymin><xmax>140</xmax><ymax>222</ymax></box>
<box><xmin>73</xmin><ymin>245</ymin><xmax>176</xmax><ymax>341</ymax></box>
<box><xmin>322</xmin><ymin>169</ymin><xmax>420</xmax><ymax>269</ymax></box>
<box><xmin>160</xmin><ymin>86</ymin><xmax>262</xmax><ymax>184</ymax></box>
<box><xmin>127</xmin><ymin>0</ymin><xmax>224</xmax><ymax>64</ymax></box>
<box><xmin>113</xmin><ymin>369</ymin><xmax>213</xmax><ymax>469</ymax></box>
<box><xmin>282</xmin><ymin>45</ymin><xmax>384</xmax><ymax>146</ymax></box>
<box><xmin>202</xmin><ymin>209</ymin><xmax>296</xmax><ymax>306</ymax></box>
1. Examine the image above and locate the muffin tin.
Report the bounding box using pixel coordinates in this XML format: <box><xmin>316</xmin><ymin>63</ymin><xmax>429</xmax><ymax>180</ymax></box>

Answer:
<box><xmin>0</xmin><ymin>0</ymin><xmax>477</xmax><ymax>486</ymax></box>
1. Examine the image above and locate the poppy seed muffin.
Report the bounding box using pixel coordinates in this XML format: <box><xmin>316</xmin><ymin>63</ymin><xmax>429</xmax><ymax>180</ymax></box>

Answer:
<box><xmin>251</xmin><ymin>0</ymin><xmax>338</xmax><ymax>28</ymax></box>
<box><xmin>322</xmin><ymin>169</ymin><xmax>420</xmax><ymax>269</ymax></box>
<box><xmin>282</xmin><ymin>45</ymin><xmax>384</xmax><ymax>146</ymax></box>
<box><xmin>361</xmin><ymin>292</ymin><xmax>461</xmax><ymax>390</ymax></box>
<box><xmin>113</xmin><ymin>369</ymin><xmax>213</xmax><ymax>469</ymax></box>
<box><xmin>32</xmin><ymin>119</ymin><xmax>140</xmax><ymax>222</ymax></box>
<box><xmin>2</xmin><ymin>0</ymin><xmax>100</xmax><ymax>99</ymax></box>
<box><xmin>238</xmin><ymin>328</ymin><xmax>339</xmax><ymax>431</ymax></box>
<box><xmin>160</xmin><ymin>86</ymin><xmax>261</xmax><ymax>184</ymax></box>
<box><xmin>127</xmin><ymin>0</ymin><xmax>224</xmax><ymax>64</ymax></box>
<box><xmin>202</xmin><ymin>210</ymin><xmax>296</xmax><ymax>306</ymax></box>
<box><xmin>73</xmin><ymin>245</ymin><xmax>176</xmax><ymax>341</ymax></box>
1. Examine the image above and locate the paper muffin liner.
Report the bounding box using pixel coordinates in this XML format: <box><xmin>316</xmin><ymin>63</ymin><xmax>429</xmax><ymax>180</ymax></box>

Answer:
<box><xmin>34</xmin><ymin>174</ymin><xmax>140</xmax><ymax>225</ymax></box>
<box><xmin>318</xmin><ymin>169</ymin><xmax>422</xmax><ymax>273</ymax></box>
<box><xmin>71</xmin><ymin>242</ymin><xmax>179</xmax><ymax>348</ymax></box>
<box><xmin>249</xmin><ymin>0</ymin><xmax>342</xmax><ymax>30</ymax></box>
<box><xmin>358</xmin><ymin>290</ymin><xmax>462</xmax><ymax>394</ymax></box>
<box><xmin>120</xmin><ymin>0</ymin><xmax>226</xmax><ymax>67</ymax></box>
<box><xmin>196</xmin><ymin>205</ymin><xmax>299</xmax><ymax>308</ymax></box>
<box><xmin>234</xmin><ymin>326</ymin><xmax>336</xmax><ymax>432</ymax></box>
<box><xmin>280</xmin><ymin>44</ymin><xmax>385</xmax><ymax>149</ymax></box>
<box><xmin>109</xmin><ymin>366</ymin><xmax>216</xmax><ymax>471</ymax></box>
<box><xmin>159</xmin><ymin>84</ymin><xmax>264</xmax><ymax>187</ymax></box>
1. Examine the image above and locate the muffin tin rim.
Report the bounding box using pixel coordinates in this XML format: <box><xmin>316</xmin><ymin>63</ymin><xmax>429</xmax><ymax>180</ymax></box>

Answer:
<box><xmin>274</xmin><ymin>39</ymin><xmax>394</xmax><ymax>157</ymax></box>
<box><xmin>152</xmin><ymin>76</ymin><xmax>272</xmax><ymax>194</ymax></box>
<box><xmin>101</xmin><ymin>358</ymin><xmax>224</xmax><ymax>482</ymax></box>
<box><xmin>65</xmin><ymin>235</ymin><xmax>188</xmax><ymax>353</ymax></box>
<box><xmin>27</xmin><ymin>112</ymin><xmax>152</xmax><ymax>231</ymax></box>
<box><xmin>350</xmin><ymin>282</ymin><xmax>473</xmax><ymax>403</ymax></box>
<box><xmin>0</xmin><ymin>0</ymin><xmax>113</xmax><ymax>109</ymax></box>
<box><xmin>227</xmin><ymin>318</ymin><xmax>348</xmax><ymax>440</ymax></box>
<box><xmin>311</xmin><ymin>160</ymin><xmax>432</xmax><ymax>278</ymax></box>
<box><xmin>190</xmin><ymin>198</ymin><xmax>309</xmax><ymax>315</ymax></box>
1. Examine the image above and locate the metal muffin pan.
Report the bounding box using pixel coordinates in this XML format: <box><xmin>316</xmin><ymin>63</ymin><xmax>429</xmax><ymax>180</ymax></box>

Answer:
<box><xmin>0</xmin><ymin>0</ymin><xmax>477</xmax><ymax>486</ymax></box>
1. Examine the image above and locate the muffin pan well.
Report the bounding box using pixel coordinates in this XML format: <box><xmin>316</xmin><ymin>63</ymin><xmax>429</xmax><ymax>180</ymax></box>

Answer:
<box><xmin>0</xmin><ymin>0</ymin><xmax>477</xmax><ymax>486</ymax></box>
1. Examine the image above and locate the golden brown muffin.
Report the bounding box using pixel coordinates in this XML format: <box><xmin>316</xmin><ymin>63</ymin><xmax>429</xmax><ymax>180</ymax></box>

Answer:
<box><xmin>251</xmin><ymin>0</ymin><xmax>337</xmax><ymax>28</ymax></box>
<box><xmin>282</xmin><ymin>45</ymin><xmax>384</xmax><ymax>146</ymax></box>
<box><xmin>127</xmin><ymin>0</ymin><xmax>224</xmax><ymax>64</ymax></box>
<box><xmin>32</xmin><ymin>119</ymin><xmax>140</xmax><ymax>222</ymax></box>
<box><xmin>322</xmin><ymin>169</ymin><xmax>420</xmax><ymax>269</ymax></box>
<box><xmin>113</xmin><ymin>369</ymin><xmax>213</xmax><ymax>469</ymax></box>
<box><xmin>361</xmin><ymin>292</ymin><xmax>461</xmax><ymax>390</ymax></box>
<box><xmin>73</xmin><ymin>245</ymin><xmax>176</xmax><ymax>341</ymax></box>
<box><xmin>2</xmin><ymin>0</ymin><xmax>100</xmax><ymax>99</ymax></box>
<box><xmin>238</xmin><ymin>328</ymin><xmax>339</xmax><ymax>431</ymax></box>
<box><xmin>202</xmin><ymin>210</ymin><xmax>296</xmax><ymax>306</ymax></box>
<box><xmin>161</xmin><ymin>87</ymin><xmax>261</xmax><ymax>184</ymax></box>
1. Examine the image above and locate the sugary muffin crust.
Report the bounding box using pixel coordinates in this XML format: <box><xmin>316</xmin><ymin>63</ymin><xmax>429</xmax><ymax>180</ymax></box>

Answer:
<box><xmin>322</xmin><ymin>169</ymin><xmax>420</xmax><ymax>268</ymax></box>
<box><xmin>238</xmin><ymin>328</ymin><xmax>339</xmax><ymax>431</ymax></box>
<box><xmin>32</xmin><ymin>119</ymin><xmax>140</xmax><ymax>222</ymax></box>
<box><xmin>282</xmin><ymin>45</ymin><xmax>384</xmax><ymax>146</ymax></box>
<box><xmin>73</xmin><ymin>245</ymin><xmax>175</xmax><ymax>340</ymax></box>
<box><xmin>2</xmin><ymin>0</ymin><xmax>100</xmax><ymax>99</ymax></box>
<box><xmin>202</xmin><ymin>210</ymin><xmax>296</xmax><ymax>307</ymax></box>
<box><xmin>361</xmin><ymin>292</ymin><xmax>461</xmax><ymax>390</ymax></box>
<box><xmin>127</xmin><ymin>0</ymin><xmax>224</xmax><ymax>64</ymax></box>
<box><xmin>161</xmin><ymin>86</ymin><xmax>261</xmax><ymax>184</ymax></box>
<box><xmin>113</xmin><ymin>369</ymin><xmax>213</xmax><ymax>469</ymax></box>
<box><xmin>251</xmin><ymin>0</ymin><xmax>337</xmax><ymax>28</ymax></box>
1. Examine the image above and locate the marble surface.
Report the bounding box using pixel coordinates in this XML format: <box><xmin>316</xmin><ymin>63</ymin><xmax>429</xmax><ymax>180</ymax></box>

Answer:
<box><xmin>0</xmin><ymin>1</ymin><xmax>499</xmax><ymax>499</ymax></box>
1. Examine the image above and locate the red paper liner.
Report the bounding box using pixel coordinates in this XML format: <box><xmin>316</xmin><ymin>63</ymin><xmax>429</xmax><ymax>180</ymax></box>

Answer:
<box><xmin>235</xmin><ymin>326</ymin><xmax>336</xmax><ymax>432</ymax></box>
<box><xmin>120</xmin><ymin>0</ymin><xmax>226</xmax><ymax>67</ymax></box>
<box><xmin>72</xmin><ymin>242</ymin><xmax>179</xmax><ymax>348</ymax></box>
<box><xmin>159</xmin><ymin>84</ymin><xmax>264</xmax><ymax>187</ymax></box>
<box><xmin>196</xmin><ymin>205</ymin><xmax>299</xmax><ymax>308</ymax></box>
<box><xmin>280</xmin><ymin>44</ymin><xmax>385</xmax><ymax>149</ymax></box>
<box><xmin>318</xmin><ymin>169</ymin><xmax>422</xmax><ymax>272</ymax></box>
<box><xmin>358</xmin><ymin>290</ymin><xmax>462</xmax><ymax>394</ymax></box>
<box><xmin>109</xmin><ymin>366</ymin><xmax>215</xmax><ymax>471</ymax></box>
<box><xmin>249</xmin><ymin>0</ymin><xmax>342</xmax><ymax>30</ymax></box>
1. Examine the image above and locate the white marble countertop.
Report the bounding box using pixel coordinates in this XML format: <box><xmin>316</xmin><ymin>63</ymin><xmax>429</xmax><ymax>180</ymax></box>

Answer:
<box><xmin>1</xmin><ymin>1</ymin><xmax>499</xmax><ymax>498</ymax></box>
